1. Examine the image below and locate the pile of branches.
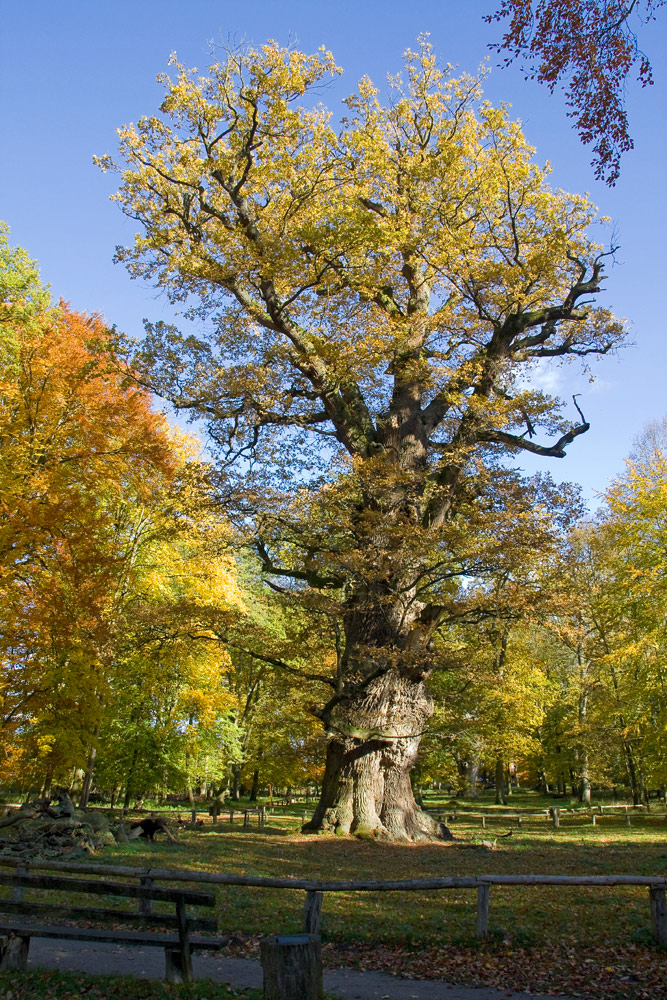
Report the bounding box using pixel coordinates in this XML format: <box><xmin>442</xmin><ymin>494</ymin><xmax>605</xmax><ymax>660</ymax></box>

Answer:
<box><xmin>0</xmin><ymin>793</ymin><xmax>115</xmax><ymax>860</ymax></box>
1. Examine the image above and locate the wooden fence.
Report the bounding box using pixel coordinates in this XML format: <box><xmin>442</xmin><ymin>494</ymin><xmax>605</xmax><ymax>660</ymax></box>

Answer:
<box><xmin>429</xmin><ymin>802</ymin><xmax>667</xmax><ymax>829</ymax></box>
<box><xmin>0</xmin><ymin>856</ymin><xmax>665</xmax><ymax>947</ymax></box>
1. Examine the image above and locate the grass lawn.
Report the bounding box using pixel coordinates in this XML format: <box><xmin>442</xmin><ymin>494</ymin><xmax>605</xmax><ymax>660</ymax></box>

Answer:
<box><xmin>0</xmin><ymin>970</ymin><xmax>261</xmax><ymax>1000</ymax></box>
<box><xmin>2</xmin><ymin>789</ymin><xmax>666</xmax><ymax>999</ymax></box>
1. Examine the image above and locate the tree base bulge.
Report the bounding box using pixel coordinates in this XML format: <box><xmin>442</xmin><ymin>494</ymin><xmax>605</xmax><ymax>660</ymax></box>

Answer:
<box><xmin>304</xmin><ymin>806</ymin><xmax>453</xmax><ymax>843</ymax></box>
<box><xmin>303</xmin><ymin>757</ymin><xmax>454</xmax><ymax>842</ymax></box>
<box><xmin>303</xmin><ymin>671</ymin><xmax>454</xmax><ymax>843</ymax></box>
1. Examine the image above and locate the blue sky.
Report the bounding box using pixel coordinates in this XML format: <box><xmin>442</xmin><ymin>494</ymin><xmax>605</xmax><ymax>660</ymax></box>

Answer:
<box><xmin>2</xmin><ymin>1</ymin><xmax>666</xmax><ymax>507</ymax></box>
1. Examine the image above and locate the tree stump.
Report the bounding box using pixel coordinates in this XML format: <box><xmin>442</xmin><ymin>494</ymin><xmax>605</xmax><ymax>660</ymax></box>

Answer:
<box><xmin>260</xmin><ymin>934</ymin><xmax>322</xmax><ymax>1000</ymax></box>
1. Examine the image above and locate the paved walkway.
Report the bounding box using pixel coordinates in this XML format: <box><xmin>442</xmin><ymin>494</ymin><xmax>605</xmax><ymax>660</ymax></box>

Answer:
<box><xmin>27</xmin><ymin>939</ymin><xmax>584</xmax><ymax>1000</ymax></box>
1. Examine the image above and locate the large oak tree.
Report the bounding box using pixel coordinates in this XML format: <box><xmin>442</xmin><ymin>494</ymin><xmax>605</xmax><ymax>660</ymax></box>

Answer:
<box><xmin>100</xmin><ymin>40</ymin><xmax>624</xmax><ymax>840</ymax></box>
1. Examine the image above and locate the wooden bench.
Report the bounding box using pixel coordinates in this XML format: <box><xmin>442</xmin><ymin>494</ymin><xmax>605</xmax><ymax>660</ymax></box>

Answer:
<box><xmin>0</xmin><ymin>867</ymin><xmax>224</xmax><ymax>982</ymax></box>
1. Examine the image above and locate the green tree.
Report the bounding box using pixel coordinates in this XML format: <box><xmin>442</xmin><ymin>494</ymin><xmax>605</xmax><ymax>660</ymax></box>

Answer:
<box><xmin>601</xmin><ymin>440</ymin><xmax>667</xmax><ymax>795</ymax></box>
<box><xmin>537</xmin><ymin>514</ymin><xmax>665</xmax><ymax>802</ymax></box>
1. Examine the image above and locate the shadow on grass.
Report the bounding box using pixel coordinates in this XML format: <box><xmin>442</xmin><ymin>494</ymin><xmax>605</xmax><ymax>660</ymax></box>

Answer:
<box><xmin>95</xmin><ymin>816</ymin><xmax>667</xmax><ymax>953</ymax></box>
<box><xmin>108</xmin><ymin>821</ymin><xmax>667</xmax><ymax>882</ymax></box>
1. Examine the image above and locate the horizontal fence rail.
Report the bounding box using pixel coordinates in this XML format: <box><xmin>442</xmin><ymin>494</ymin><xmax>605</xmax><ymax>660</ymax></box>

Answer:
<box><xmin>0</xmin><ymin>855</ymin><xmax>665</xmax><ymax>947</ymax></box>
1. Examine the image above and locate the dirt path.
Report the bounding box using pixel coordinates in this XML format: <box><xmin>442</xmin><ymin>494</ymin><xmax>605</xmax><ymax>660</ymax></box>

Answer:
<box><xmin>27</xmin><ymin>938</ymin><xmax>585</xmax><ymax>1000</ymax></box>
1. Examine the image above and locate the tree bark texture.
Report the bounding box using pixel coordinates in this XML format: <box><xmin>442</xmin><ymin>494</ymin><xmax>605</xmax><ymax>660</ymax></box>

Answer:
<box><xmin>231</xmin><ymin>763</ymin><xmax>242</xmax><ymax>802</ymax></box>
<box><xmin>304</xmin><ymin>669</ymin><xmax>451</xmax><ymax>842</ymax></box>
<box><xmin>0</xmin><ymin>934</ymin><xmax>30</xmax><ymax>971</ymax></box>
<box><xmin>495</xmin><ymin>757</ymin><xmax>507</xmax><ymax>806</ymax></box>
<box><xmin>456</xmin><ymin>757</ymin><xmax>480</xmax><ymax>797</ymax></box>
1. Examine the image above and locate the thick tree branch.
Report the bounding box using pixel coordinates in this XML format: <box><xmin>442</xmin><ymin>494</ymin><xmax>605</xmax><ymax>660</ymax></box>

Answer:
<box><xmin>479</xmin><ymin>397</ymin><xmax>590</xmax><ymax>457</ymax></box>
<box><xmin>226</xmin><ymin>642</ymin><xmax>337</xmax><ymax>689</ymax></box>
<box><xmin>256</xmin><ymin>539</ymin><xmax>344</xmax><ymax>590</ymax></box>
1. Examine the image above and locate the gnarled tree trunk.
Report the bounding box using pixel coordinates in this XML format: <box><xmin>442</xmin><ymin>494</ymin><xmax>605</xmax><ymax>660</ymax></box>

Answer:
<box><xmin>304</xmin><ymin>670</ymin><xmax>451</xmax><ymax>842</ymax></box>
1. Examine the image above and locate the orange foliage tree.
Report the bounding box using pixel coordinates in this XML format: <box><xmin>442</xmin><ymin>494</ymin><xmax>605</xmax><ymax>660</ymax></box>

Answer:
<box><xmin>0</xmin><ymin>233</ymin><xmax>177</xmax><ymax>794</ymax></box>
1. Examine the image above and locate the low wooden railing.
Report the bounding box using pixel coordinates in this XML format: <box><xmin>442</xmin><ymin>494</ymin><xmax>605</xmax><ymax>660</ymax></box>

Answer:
<box><xmin>428</xmin><ymin>802</ymin><xmax>666</xmax><ymax>829</ymax></box>
<box><xmin>0</xmin><ymin>856</ymin><xmax>665</xmax><ymax>947</ymax></box>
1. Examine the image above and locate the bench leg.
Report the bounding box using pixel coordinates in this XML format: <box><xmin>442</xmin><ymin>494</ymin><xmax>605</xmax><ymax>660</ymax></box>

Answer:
<box><xmin>165</xmin><ymin>947</ymin><xmax>185</xmax><ymax>984</ymax></box>
<box><xmin>0</xmin><ymin>934</ymin><xmax>30</xmax><ymax>971</ymax></box>
<box><xmin>174</xmin><ymin>898</ymin><xmax>193</xmax><ymax>982</ymax></box>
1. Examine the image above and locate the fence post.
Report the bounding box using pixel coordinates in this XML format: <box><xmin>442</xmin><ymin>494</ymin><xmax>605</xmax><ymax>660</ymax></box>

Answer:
<box><xmin>12</xmin><ymin>864</ymin><xmax>28</xmax><ymax>903</ymax></box>
<box><xmin>549</xmin><ymin>806</ymin><xmax>560</xmax><ymax>829</ymax></box>
<box><xmin>650</xmin><ymin>887</ymin><xmax>667</xmax><ymax>946</ymax></box>
<box><xmin>476</xmin><ymin>883</ymin><xmax>490</xmax><ymax>939</ymax></box>
<box><xmin>303</xmin><ymin>890</ymin><xmax>323</xmax><ymax>935</ymax></box>
<box><xmin>244</xmin><ymin>810</ymin><xmax>250</xmax><ymax>829</ymax></box>
<box><xmin>140</xmin><ymin>875</ymin><xmax>153</xmax><ymax>916</ymax></box>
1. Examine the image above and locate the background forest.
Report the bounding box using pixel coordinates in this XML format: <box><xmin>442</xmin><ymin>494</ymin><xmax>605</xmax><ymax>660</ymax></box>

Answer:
<box><xmin>2</xmin><ymin>211</ymin><xmax>666</xmax><ymax>818</ymax></box>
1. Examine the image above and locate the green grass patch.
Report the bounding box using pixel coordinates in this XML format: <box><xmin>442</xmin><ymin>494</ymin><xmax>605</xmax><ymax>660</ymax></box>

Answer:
<box><xmin>75</xmin><ymin>788</ymin><xmax>667</xmax><ymax>953</ymax></box>
<box><xmin>0</xmin><ymin>970</ymin><xmax>260</xmax><ymax>1000</ymax></box>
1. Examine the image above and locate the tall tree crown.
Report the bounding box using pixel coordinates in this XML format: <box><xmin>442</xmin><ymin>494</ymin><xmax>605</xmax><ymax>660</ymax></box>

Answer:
<box><xmin>99</xmin><ymin>39</ymin><xmax>623</xmax><ymax>523</ymax></box>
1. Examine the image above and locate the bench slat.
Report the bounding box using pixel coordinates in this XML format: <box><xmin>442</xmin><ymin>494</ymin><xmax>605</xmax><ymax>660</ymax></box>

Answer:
<box><xmin>0</xmin><ymin>921</ymin><xmax>224</xmax><ymax>950</ymax></box>
<box><xmin>0</xmin><ymin>899</ymin><xmax>217</xmax><ymax>932</ymax></box>
<box><xmin>0</xmin><ymin>873</ymin><xmax>214</xmax><ymax>907</ymax></box>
